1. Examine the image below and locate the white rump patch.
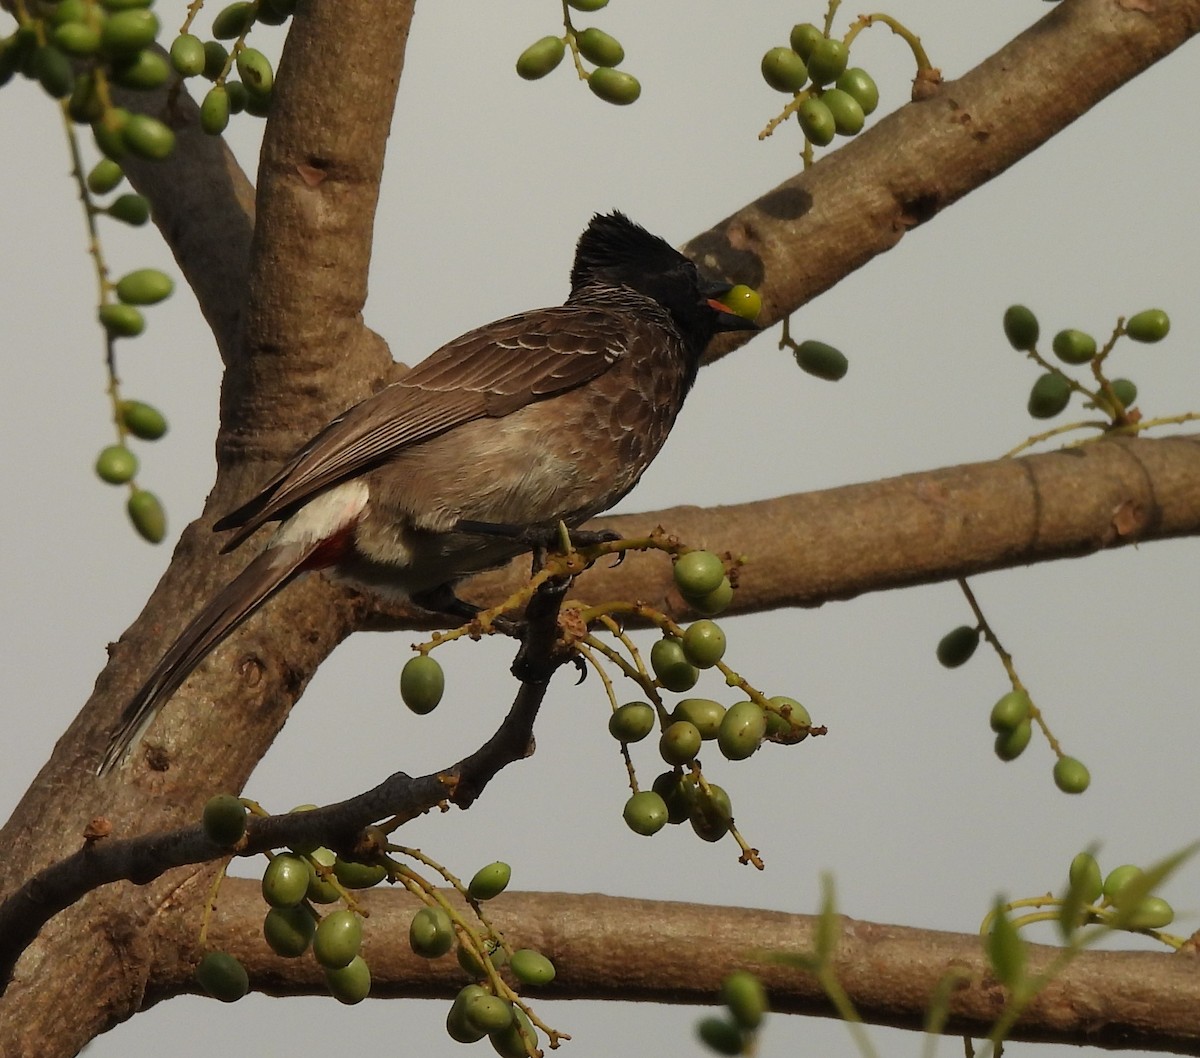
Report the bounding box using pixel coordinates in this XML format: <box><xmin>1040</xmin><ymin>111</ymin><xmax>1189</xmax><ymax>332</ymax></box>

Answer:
<box><xmin>271</xmin><ymin>480</ymin><xmax>369</xmax><ymax>547</ymax></box>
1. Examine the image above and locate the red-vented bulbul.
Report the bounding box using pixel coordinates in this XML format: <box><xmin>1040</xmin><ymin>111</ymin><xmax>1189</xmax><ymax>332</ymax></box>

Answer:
<box><xmin>98</xmin><ymin>212</ymin><xmax>758</xmax><ymax>774</ymax></box>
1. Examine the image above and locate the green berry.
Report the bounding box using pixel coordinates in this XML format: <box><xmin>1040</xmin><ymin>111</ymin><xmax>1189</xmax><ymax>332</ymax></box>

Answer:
<box><xmin>674</xmin><ymin>550</ymin><xmax>725</xmax><ymax>599</ymax></box>
<box><xmin>650</xmin><ymin>637</ymin><xmax>699</xmax><ymax>692</ymax></box>
<box><xmin>127</xmin><ymin>489</ymin><xmax>166</xmax><ymax>542</ymax></box>
<box><xmin>400</xmin><ymin>654</ymin><xmax>444</xmax><ymax>714</ymax></box>
<box><xmin>1052</xmin><ymin>755</ymin><xmax>1090</xmax><ymax>794</ymax></box>
<box><xmin>1125</xmin><ymin>308</ymin><xmax>1170</xmax><ymax>343</ymax></box>
<box><xmin>576</xmin><ymin>27</ymin><xmax>624</xmax><ymax>67</ymax></box>
<box><xmin>116</xmin><ymin>268</ymin><xmax>174</xmax><ymax>305</ymax></box>
<box><xmin>332</xmin><ymin>858</ymin><xmax>388</xmax><ymax>889</ymax></box>
<box><xmin>195</xmin><ymin>951</ymin><xmax>249</xmax><ymax>1002</ymax></box>
<box><xmin>33</xmin><ymin>45</ymin><xmax>74</xmax><ymax>97</ymax></box>
<box><xmin>835</xmin><ymin>67</ymin><xmax>878</xmax><ymax>114</ymax></box>
<box><xmin>95</xmin><ymin>444</ymin><xmax>138</xmax><ymax>485</ymax></box>
<box><xmin>170</xmin><ymin>33</ymin><xmax>206</xmax><ymax>75</ymax></box>
<box><xmin>86</xmin><ymin>158</ymin><xmax>125</xmax><ymax>195</ymax></box>
<box><xmin>515</xmin><ymin>36</ymin><xmax>565</xmax><ymax>80</ymax></box>
<box><xmin>324</xmin><ymin>955</ymin><xmax>371</xmax><ymax>1004</ymax></box>
<box><xmin>989</xmin><ymin>689</ymin><xmax>1031</xmax><ymax>733</ymax></box>
<box><xmin>54</xmin><ymin>22</ymin><xmax>102</xmax><ymax>56</ymax></box>
<box><xmin>202</xmin><ymin>39</ymin><xmax>230</xmax><ymax>80</ymax></box>
<box><xmin>468</xmin><ymin>861</ymin><xmax>511</xmax><ymax>900</ymax></box>
<box><xmin>651</xmin><ymin>770</ymin><xmax>694</xmax><ymax>824</ymax></box>
<box><xmin>1027</xmin><ymin>372</ymin><xmax>1071</xmax><ymax>419</ymax></box>
<box><xmin>108</xmin><ymin>193</ymin><xmax>151</xmax><ymax>225</ymax></box>
<box><xmin>122</xmin><ymin>114</ymin><xmax>175</xmax><ymax>160</ymax></box>
<box><xmin>658</xmin><ymin>721</ymin><xmax>701</xmax><ymax>765</ymax></box>
<box><xmin>682</xmin><ymin>620</ymin><xmax>726</xmax><ymax>668</ymax></box>
<box><xmin>717</xmin><ymin>700</ymin><xmax>766</xmax><ymax>761</ymax></box>
<box><xmin>1002</xmin><ymin>305</ymin><xmax>1039</xmax><ymax>350</ymax></box>
<box><xmin>692</xmin><ymin>577</ymin><xmax>734</xmax><ymax>616</ymax></box>
<box><xmin>53</xmin><ymin>0</ymin><xmax>90</xmax><ymax>26</ymax></box>
<box><xmin>306</xmin><ymin>853</ymin><xmax>341</xmax><ymax>904</ymax></box>
<box><xmin>822</xmin><ymin>87</ymin><xmax>864</xmax><ymax>135</ymax></box>
<box><xmin>767</xmin><ymin>695</ymin><xmax>811</xmax><ymax>741</ymax></box>
<box><xmin>697</xmin><ymin>1016</ymin><xmax>743</xmax><ymax>1056</ymax></box>
<box><xmin>1052</xmin><ymin>329</ymin><xmax>1097</xmax><ymax>365</ymax></box>
<box><xmin>261</xmin><ymin>853</ymin><xmax>309</xmax><ymax>908</ymax></box>
<box><xmin>689</xmin><ymin>784</ymin><xmax>733</xmax><ymax>842</ymax></box>
<box><xmin>794</xmin><ymin>338</ymin><xmax>847</xmax><ymax>379</ymax></box>
<box><xmin>101</xmin><ymin>9</ymin><xmax>158</xmax><ymax>57</ymax></box>
<box><xmin>120</xmin><ymin>400</ymin><xmax>168</xmax><ymax>440</ymax></box>
<box><xmin>671</xmin><ymin>697</ymin><xmax>725</xmax><ymax>740</ymax></box>
<box><xmin>567</xmin><ymin>0</ymin><xmax>609</xmax><ymax>8</ymax></box>
<box><xmin>409</xmin><ymin>905</ymin><xmax>455</xmax><ymax>959</ymax></box>
<box><xmin>806</xmin><ymin>38</ymin><xmax>849</xmax><ymax>85</ymax></box>
<box><xmin>1068</xmin><ymin>852</ymin><xmax>1103</xmax><ymax>904</ymax></box>
<box><xmin>264</xmin><ymin>905</ymin><xmax>317</xmax><ymax>957</ymax></box>
<box><xmin>1103</xmin><ymin>864</ymin><xmax>1143</xmax><ymax>904</ymax></box>
<box><xmin>788</xmin><ymin>23</ymin><xmax>823</xmax><ymax>60</ymax></box>
<box><xmin>721</xmin><ymin>969</ymin><xmax>768</xmax><ymax>1030</ymax></box>
<box><xmin>464</xmin><ymin>992</ymin><xmax>514</xmax><ymax>1034</ymax></box>
<box><xmin>313</xmin><ymin>909</ymin><xmax>363</xmax><ymax>969</ymax></box>
<box><xmin>623</xmin><ymin>790</ymin><xmax>669</xmax><ymax>836</ymax></box>
<box><xmin>226</xmin><ymin>80</ymin><xmax>249</xmax><ymax>113</ymax></box>
<box><xmin>719</xmin><ymin>284</ymin><xmax>762</xmax><ymax>321</ymax></box>
<box><xmin>994</xmin><ymin>718</ymin><xmax>1032</xmax><ymax>761</ymax></box>
<box><xmin>212</xmin><ymin>1</ymin><xmax>255</xmax><ymax>39</ymax></box>
<box><xmin>936</xmin><ymin>625</ymin><xmax>979</xmax><ymax>668</ymax></box>
<box><xmin>236</xmin><ymin>46</ymin><xmax>273</xmax><ymax>95</ymax></box>
<box><xmin>1108</xmin><ymin>378</ymin><xmax>1138</xmax><ymax>409</ymax></box>
<box><xmin>201</xmin><ymin>793</ymin><xmax>246</xmax><ymax>845</ymax></box>
<box><xmin>200</xmin><ymin>85</ymin><xmax>231</xmax><ymax>135</ymax></box>
<box><xmin>99</xmin><ymin>302</ymin><xmax>145</xmax><ymax>338</ymax></box>
<box><xmin>489</xmin><ymin>1007</ymin><xmax>537</xmax><ymax>1058</ymax></box>
<box><xmin>588</xmin><ymin>66</ymin><xmax>640</xmax><ymax>105</ymax></box>
<box><xmin>1127</xmin><ymin>896</ymin><xmax>1174</xmax><ymax>930</ymax></box>
<box><xmin>112</xmin><ymin>50</ymin><xmax>170</xmax><ymax>89</ymax></box>
<box><xmin>447</xmin><ymin>986</ymin><xmax>489</xmax><ymax>1044</ymax></box>
<box><xmin>608</xmin><ymin>701</ymin><xmax>656</xmax><ymax>743</ymax></box>
<box><xmin>760</xmin><ymin>46</ymin><xmax>807</xmax><ymax>93</ymax></box>
<box><xmin>510</xmin><ymin>948</ymin><xmax>556</xmax><ymax>985</ymax></box>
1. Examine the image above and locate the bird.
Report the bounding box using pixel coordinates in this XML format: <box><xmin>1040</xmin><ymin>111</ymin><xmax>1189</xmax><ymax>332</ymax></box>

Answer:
<box><xmin>98</xmin><ymin>211</ymin><xmax>759</xmax><ymax>774</ymax></box>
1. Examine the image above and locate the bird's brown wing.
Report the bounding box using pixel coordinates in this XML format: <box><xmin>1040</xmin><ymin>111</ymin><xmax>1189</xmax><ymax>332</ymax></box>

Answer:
<box><xmin>214</xmin><ymin>304</ymin><xmax>634</xmax><ymax>549</ymax></box>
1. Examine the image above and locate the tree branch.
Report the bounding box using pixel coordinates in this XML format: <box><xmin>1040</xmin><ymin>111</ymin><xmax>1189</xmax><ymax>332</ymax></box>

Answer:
<box><xmin>181</xmin><ymin>882</ymin><xmax>1200</xmax><ymax>1054</ymax></box>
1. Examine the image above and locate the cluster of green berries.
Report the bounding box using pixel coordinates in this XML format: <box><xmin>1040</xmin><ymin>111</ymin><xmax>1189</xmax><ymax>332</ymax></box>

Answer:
<box><xmin>761</xmin><ymin>23</ymin><xmax>879</xmax><ymax>146</ymax></box>
<box><xmin>697</xmin><ymin>970</ymin><xmax>769</xmax><ymax>1056</ymax></box>
<box><xmin>516</xmin><ymin>0</ymin><xmax>641</xmax><ymax>106</ymax></box>
<box><xmin>197</xmin><ymin>796</ymin><xmax>559</xmax><ymax>1046</ymax></box>
<box><xmin>2</xmin><ymin>0</ymin><xmax>176</xmax><ymax>166</ymax></box>
<box><xmin>88</xmin><ymin>253</ymin><xmax>174</xmax><ymax>541</ymax></box>
<box><xmin>616</xmin><ymin>550</ymin><xmax>812</xmax><ymax>841</ymax></box>
<box><xmin>1002</xmin><ymin>304</ymin><xmax>1170</xmax><ymax>421</ymax></box>
<box><xmin>1060</xmin><ymin>851</ymin><xmax>1175</xmax><ymax>935</ymax></box>
<box><xmin>196</xmin><ymin>798</ymin><xmax>385</xmax><ymax>1005</ymax></box>
<box><xmin>936</xmin><ymin>628</ymin><xmax>1089</xmax><ymax>793</ymax></box>
<box><xmin>169</xmin><ymin>0</ymin><xmax>291</xmax><ymax>135</ymax></box>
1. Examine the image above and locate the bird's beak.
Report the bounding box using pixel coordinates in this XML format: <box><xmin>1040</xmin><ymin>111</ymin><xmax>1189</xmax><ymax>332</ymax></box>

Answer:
<box><xmin>703</xmin><ymin>280</ymin><xmax>762</xmax><ymax>333</ymax></box>
<box><xmin>707</xmin><ymin>297</ymin><xmax>761</xmax><ymax>332</ymax></box>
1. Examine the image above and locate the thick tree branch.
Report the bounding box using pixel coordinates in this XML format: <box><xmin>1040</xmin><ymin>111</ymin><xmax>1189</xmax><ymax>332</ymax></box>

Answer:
<box><xmin>392</xmin><ymin>433</ymin><xmax>1200</xmax><ymax>624</ymax></box>
<box><xmin>160</xmin><ymin>882</ymin><xmax>1200</xmax><ymax>1054</ymax></box>
<box><xmin>689</xmin><ymin>0</ymin><xmax>1200</xmax><ymax>361</ymax></box>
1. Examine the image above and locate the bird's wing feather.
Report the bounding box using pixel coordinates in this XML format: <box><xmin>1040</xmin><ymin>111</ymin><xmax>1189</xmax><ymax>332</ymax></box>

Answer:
<box><xmin>215</xmin><ymin>305</ymin><xmax>633</xmax><ymax>548</ymax></box>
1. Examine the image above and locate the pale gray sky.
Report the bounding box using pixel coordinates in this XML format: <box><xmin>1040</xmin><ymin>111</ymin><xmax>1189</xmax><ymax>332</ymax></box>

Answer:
<box><xmin>2</xmin><ymin>3</ymin><xmax>1198</xmax><ymax>1057</ymax></box>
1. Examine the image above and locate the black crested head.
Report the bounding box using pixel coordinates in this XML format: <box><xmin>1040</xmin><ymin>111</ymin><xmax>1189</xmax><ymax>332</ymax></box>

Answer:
<box><xmin>570</xmin><ymin>211</ymin><xmax>758</xmax><ymax>355</ymax></box>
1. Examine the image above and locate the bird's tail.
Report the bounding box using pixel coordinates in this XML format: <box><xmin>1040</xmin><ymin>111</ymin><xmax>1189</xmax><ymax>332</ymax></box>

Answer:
<box><xmin>97</xmin><ymin>541</ymin><xmax>318</xmax><ymax>775</ymax></box>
